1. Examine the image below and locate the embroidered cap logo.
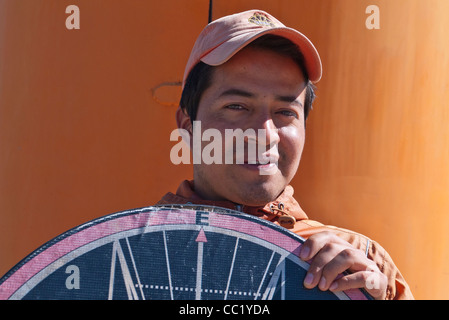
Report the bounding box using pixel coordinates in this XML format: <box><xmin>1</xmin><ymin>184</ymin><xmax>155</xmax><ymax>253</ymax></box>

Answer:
<box><xmin>248</xmin><ymin>12</ymin><xmax>276</xmax><ymax>28</ymax></box>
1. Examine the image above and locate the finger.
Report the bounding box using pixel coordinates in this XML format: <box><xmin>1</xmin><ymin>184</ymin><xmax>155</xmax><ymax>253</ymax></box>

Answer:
<box><xmin>299</xmin><ymin>231</ymin><xmax>349</xmax><ymax>261</ymax></box>
<box><xmin>329</xmin><ymin>270</ymin><xmax>388</xmax><ymax>300</ymax></box>
<box><xmin>318</xmin><ymin>247</ymin><xmax>368</xmax><ymax>291</ymax></box>
<box><xmin>302</xmin><ymin>242</ymin><xmax>348</xmax><ymax>289</ymax></box>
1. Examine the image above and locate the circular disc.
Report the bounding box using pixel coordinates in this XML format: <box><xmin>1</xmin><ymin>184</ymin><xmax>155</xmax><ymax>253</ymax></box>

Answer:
<box><xmin>0</xmin><ymin>205</ymin><xmax>372</xmax><ymax>300</ymax></box>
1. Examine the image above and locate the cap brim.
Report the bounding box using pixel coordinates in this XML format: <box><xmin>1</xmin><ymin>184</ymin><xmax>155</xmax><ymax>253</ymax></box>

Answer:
<box><xmin>200</xmin><ymin>27</ymin><xmax>322</xmax><ymax>83</ymax></box>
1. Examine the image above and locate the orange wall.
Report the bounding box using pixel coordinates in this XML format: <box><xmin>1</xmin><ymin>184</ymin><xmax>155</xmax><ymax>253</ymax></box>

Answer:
<box><xmin>1</xmin><ymin>0</ymin><xmax>448</xmax><ymax>299</ymax></box>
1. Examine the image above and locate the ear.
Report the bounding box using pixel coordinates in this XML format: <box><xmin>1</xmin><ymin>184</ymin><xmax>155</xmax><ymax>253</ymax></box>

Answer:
<box><xmin>176</xmin><ymin>106</ymin><xmax>192</xmax><ymax>133</ymax></box>
<box><xmin>176</xmin><ymin>107</ymin><xmax>194</xmax><ymax>150</ymax></box>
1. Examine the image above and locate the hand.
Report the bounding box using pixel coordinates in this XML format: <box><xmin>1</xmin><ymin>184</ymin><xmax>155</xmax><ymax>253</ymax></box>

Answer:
<box><xmin>299</xmin><ymin>231</ymin><xmax>388</xmax><ymax>299</ymax></box>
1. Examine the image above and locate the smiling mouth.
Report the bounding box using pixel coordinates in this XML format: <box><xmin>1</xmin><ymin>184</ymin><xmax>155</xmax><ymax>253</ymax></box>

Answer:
<box><xmin>243</xmin><ymin>159</ymin><xmax>275</xmax><ymax>165</ymax></box>
<box><xmin>239</xmin><ymin>160</ymin><xmax>278</xmax><ymax>176</ymax></box>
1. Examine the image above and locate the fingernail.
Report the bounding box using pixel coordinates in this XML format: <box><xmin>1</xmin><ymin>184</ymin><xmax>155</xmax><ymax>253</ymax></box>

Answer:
<box><xmin>304</xmin><ymin>273</ymin><xmax>314</xmax><ymax>286</ymax></box>
<box><xmin>329</xmin><ymin>282</ymin><xmax>338</xmax><ymax>291</ymax></box>
<box><xmin>319</xmin><ymin>277</ymin><xmax>326</xmax><ymax>290</ymax></box>
<box><xmin>300</xmin><ymin>246</ymin><xmax>310</xmax><ymax>260</ymax></box>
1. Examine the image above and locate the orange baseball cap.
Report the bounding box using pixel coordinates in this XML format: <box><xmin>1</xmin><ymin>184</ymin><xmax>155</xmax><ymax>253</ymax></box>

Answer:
<box><xmin>183</xmin><ymin>9</ymin><xmax>322</xmax><ymax>86</ymax></box>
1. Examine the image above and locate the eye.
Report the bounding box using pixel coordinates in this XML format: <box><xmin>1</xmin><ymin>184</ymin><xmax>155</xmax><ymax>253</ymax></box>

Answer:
<box><xmin>277</xmin><ymin>109</ymin><xmax>299</xmax><ymax>118</ymax></box>
<box><xmin>225</xmin><ymin>104</ymin><xmax>247</xmax><ymax>111</ymax></box>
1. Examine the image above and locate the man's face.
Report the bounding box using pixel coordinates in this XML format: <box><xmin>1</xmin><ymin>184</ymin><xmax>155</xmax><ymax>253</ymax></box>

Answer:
<box><xmin>192</xmin><ymin>46</ymin><xmax>307</xmax><ymax>206</ymax></box>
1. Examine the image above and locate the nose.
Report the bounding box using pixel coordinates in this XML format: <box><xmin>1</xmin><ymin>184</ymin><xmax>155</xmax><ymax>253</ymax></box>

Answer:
<box><xmin>245</xmin><ymin>116</ymin><xmax>280</xmax><ymax>160</ymax></box>
<box><xmin>257</xmin><ymin>117</ymin><xmax>280</xmax><ymax>149</ymax></box>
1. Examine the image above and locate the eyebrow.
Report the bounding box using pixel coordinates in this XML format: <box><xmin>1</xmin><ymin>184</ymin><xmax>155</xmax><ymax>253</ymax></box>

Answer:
<box><xmin>219</xmin><ymin>88</ymin><xmax>303</xmax><ymax>107</ymax></box>
<box><xmin>219</xmin><ymin>88</ymin><xmax>254</xmax><ymax>98</ymax></box>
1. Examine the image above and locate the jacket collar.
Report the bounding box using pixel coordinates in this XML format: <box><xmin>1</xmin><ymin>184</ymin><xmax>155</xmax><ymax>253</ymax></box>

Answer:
<box><xmin>157</xmin><ymin>180</ymin><xmax>308</xmax><ymax>224</ymax></box>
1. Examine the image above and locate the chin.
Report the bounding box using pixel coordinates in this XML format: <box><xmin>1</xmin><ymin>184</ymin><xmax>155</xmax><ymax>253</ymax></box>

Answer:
<box><xmin>230</xmin><ymin>183</ymin><xmax>285</xmax><ymax>207</ymax></box>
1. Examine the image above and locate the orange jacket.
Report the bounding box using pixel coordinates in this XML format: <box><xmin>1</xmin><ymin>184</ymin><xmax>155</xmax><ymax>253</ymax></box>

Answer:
<box><xmin>157</xmin><ymin>180</ymin><xmax>414</xmax><ymax>300</ymax></box>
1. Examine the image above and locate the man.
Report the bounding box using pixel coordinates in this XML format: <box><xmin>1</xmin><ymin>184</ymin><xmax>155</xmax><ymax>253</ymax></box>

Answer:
<box><xmin>157</xmin><ymin>9</ymin><xmax>413</xmax><ymax>300</ymax></box>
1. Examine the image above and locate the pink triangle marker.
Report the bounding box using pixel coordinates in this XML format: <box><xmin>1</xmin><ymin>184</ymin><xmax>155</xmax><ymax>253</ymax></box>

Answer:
<box><xmin>195</xmin><ymin>228</ymin><xmax>208</xmax><ymax>242</ymax></box>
